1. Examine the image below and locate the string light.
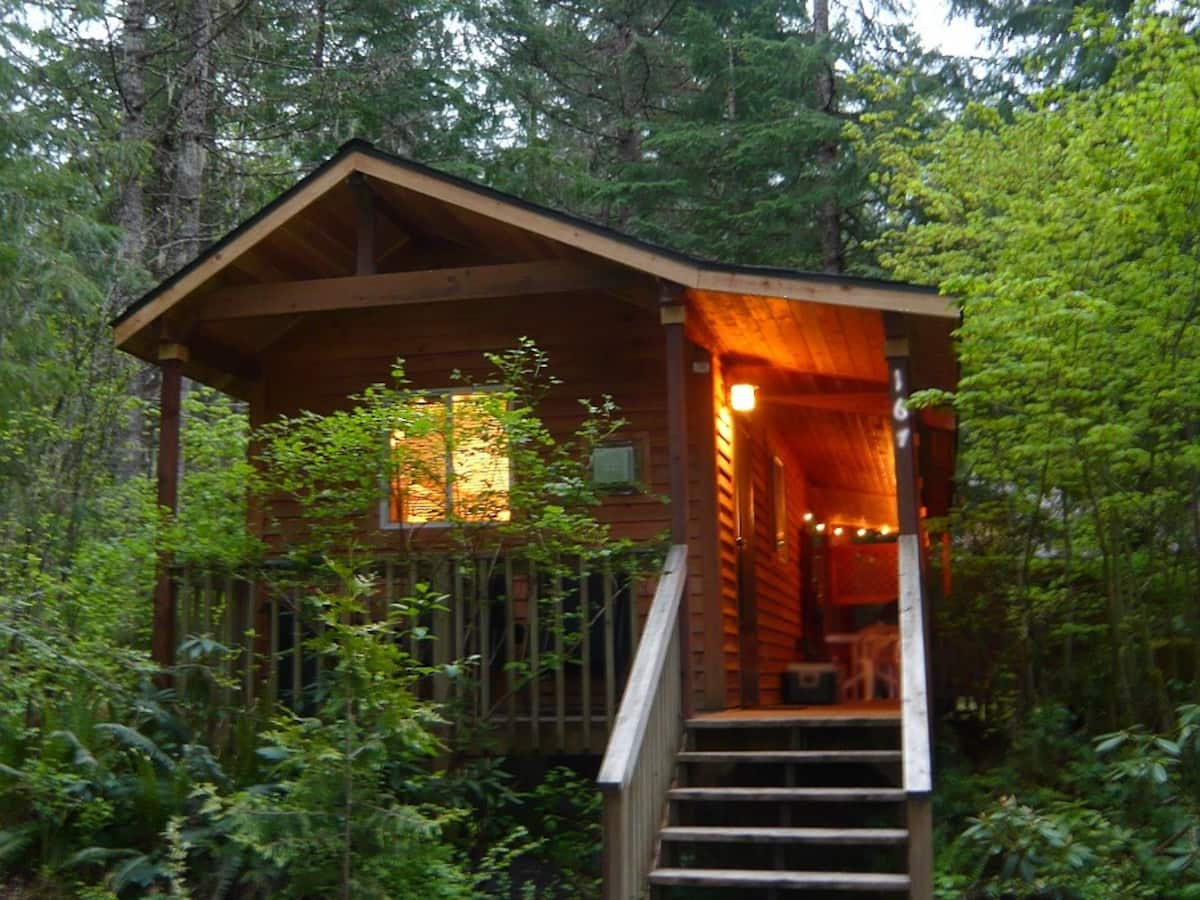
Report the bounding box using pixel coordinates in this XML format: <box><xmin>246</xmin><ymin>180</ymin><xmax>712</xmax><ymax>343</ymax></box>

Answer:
<box><xmin>815</xmin><ymin>522</ymin><xmax>826</xmax><ymax>533</ymax></box>
<box><xmin>802</xmin><ymin>512</ymin><xmax>814</xmax><ymax>522</ymax></box>
<box><xmin>833</xmin><ymin>526</ymin><xmax>844</xmax><ymax>536</ymax></box>
<box><xmin>856</xmin><ymin>528</ymin><xmax>867</xmax><ymax>537</ymax></box>
<box><xmin>880</xmin><ymin>525</ymin><xmax>891</xmax><ymax>536</ymax></box>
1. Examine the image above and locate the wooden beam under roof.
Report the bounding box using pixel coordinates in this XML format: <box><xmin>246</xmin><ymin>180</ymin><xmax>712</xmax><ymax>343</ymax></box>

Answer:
<box><xmin>763</xmin><ymin>392</ymin><xmax>890</xmax><ymax>416</ymax></box>
<box><xmin>195</xmin><ymin>260</ymin><xmax>642</xmax><ymax>321</ymax></box>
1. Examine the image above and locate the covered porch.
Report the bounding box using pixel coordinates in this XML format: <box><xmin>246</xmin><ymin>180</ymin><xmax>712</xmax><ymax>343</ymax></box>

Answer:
<box><xmin>680</xmin><ymin>286</ymin><xmax>957</xmax><ymax>715</ymax></box>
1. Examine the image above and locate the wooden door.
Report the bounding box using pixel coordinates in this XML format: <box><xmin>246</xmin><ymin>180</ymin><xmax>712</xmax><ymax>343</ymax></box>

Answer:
<box><xmin>733</xmin><ymin>419</ymin><xmax>760</xmax><ymax>706</ymax></box>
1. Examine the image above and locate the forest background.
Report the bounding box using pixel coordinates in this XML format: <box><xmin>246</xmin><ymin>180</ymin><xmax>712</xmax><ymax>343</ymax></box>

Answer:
<box><xmin>3</xmin><ymin>0</ymin><xmax>1200</xmax><ymax>896</ymax></box>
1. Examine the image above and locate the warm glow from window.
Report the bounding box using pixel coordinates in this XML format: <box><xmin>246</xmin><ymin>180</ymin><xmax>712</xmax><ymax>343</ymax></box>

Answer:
<box><xmin>730</xmin><ymin>383</ymin><xmax>757</xmax><ymax>412</ymax></box>
<box><xmin>389</xmin><ymin>391</ymin><xmax>510</xmax><ymax>525</ymax></box>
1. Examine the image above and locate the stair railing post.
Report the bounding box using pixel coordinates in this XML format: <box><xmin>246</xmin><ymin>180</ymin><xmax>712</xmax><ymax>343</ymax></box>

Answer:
<box><xmin>885</xmin><ymin>312</ymin><xmax>934</xmax><ymax>900</ymax></box>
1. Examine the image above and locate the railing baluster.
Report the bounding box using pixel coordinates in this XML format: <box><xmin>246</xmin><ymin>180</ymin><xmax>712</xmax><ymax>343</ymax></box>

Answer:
<box><xmin>454</xmin><ymin>559</ymin><xmax>466</xmax><ymax>706</ymax></box>
<box><xmin>291</xmin><ymin>589</ymin><xmax>302</xmax><ymax>709</ymax></box>
<box><xmin>580</xmin><ymin>557</ymin><xmax>591</xmax><ymax>752</ymax></box>
<box><xmin>505</xmin><ymin>555</ymin><xmax>516</xmax><ymax>740</ymax></box>
<box><xmin>268</xmin><ymin>590</ymin><xmax>279</xmax><ymax>708</ymax></box>
<box><xmin>244</xmin><ymin>577</ymin><xmax>255</xmax><ymax>705</ymax></box>
<box><xmin>554</xmin><ymin>566</ymin><xmax>565</xmax><ymax>751</ymax></box>
<box><xmin>432</xmin><ymin>562</ymin><xmax>450</xmax><ymax>704</ymax></box>
<box><xmin>408</xmin><ymin>560</ymin><xmax>420</xmax><ymax>678</ymax></box>
<box><xmin>478</xmin><ymin>556</ymin><xmax>490</xmax><ymax>724</ymax></box>
<box><xmin>222</xmin><ymin>575</ymin><xmax>234</xmax><ymax>708</ymax></box>
<box><xmin>627</xmin><ymin>573</ymin><xmax>639</xmax><ymax>661</ymax></box>
<box><xmin>603</xmin><ymin>561</ymin><xmax>616</xmax><ymax>732</ymax></box>
<box><xmin>528</xmin><ymin>560</ymin><xmax>539</xmax><ymax>751</ymax></box>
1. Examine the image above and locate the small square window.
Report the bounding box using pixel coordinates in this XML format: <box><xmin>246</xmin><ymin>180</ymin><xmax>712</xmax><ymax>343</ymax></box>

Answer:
<box><xmin>591</xmin><ymin>442</ymin><xmax>639</xmax><ymax>490</ymax></box>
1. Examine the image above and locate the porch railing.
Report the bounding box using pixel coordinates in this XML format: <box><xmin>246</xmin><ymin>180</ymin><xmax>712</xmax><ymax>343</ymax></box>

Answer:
<box><xmin>595</xmin><ymin>544</ymin><xmax>688</xmax><ymax>900</ymax></box>
<box><xmin>898</xmin><ymin>533</ymin><xmax>933</xmax><ymax>897</ymax></box>
<box><xmin>170</xmin><ymin>550</ymin><xmax>655</xmax><ymax>753</ymax></box>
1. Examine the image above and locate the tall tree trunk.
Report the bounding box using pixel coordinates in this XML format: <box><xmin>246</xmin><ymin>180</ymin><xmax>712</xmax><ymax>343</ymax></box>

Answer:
<box><xmin>168</xmin><ymin>0</ymin><xmax>214</xmax><ymax>274</ymax></box>
<box><xmin>117</xmin><ymin>0</ymin><xmax>148</xmax><ymax>270</ymax></box>
<box><xmin>812</xmin><ymin>0</ymin><xmax>842</xmax><ymax>274</ymax></box>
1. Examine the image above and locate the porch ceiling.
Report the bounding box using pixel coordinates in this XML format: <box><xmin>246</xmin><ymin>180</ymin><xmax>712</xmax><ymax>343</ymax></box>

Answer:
<box><xmin>689</xmin><ymin>288</ymin><xmax>957</xmax><ymax>530</ymax></box>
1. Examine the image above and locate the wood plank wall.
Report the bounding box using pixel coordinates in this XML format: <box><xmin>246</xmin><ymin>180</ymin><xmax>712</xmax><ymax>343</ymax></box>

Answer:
<box><xmin>749</xmin><ymin>419</ymin><xmax>808</xmax><ymax>705</ymax></box>
<box><xmin>255</xmin><ymin>293</ymin><xmax>669</xmax><ymax>555</ymax></box>
<box><xmin>248</xmin><ymin>293</ymin><xmax>740</xmax><ymax>705</ymax></box>
<box><xmin>710</xmin><ymin>358</ymin><xmax>810</xmax><ymax>707</ymax></box>
<box><xmin>711</xmin><ymin>361</ymin><xmax>743</xmax><ymax>708</ymax></box>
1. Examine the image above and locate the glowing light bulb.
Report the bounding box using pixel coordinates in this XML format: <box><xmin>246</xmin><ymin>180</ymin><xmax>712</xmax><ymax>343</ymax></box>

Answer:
<box><xmin>833</xmin><ymin>526</ymin><xmax>844</xmax><ymax>536</ymax></box>
<box><xmin>802</xmin><ymin>512</ymin><xmax>814</xmax><ymax>522</ymax></box>
<box><xmin>880</xmin><ymin>525</ymin><xmax>891</xmax><ymax>536</ymax></box>
<box><xmin>815</xmin><ymin>523</ymin><xmax>826</xmax><ymax>533</ymax></box>
<box><xmin>856</xmin><ymin>528</ymin><xmax>867</xmax><ymax>537</ymax></box>
<box><xmin>730</xmin><ymin>383</ymin><xmax>757</xmax><ymax>412</ymax></box>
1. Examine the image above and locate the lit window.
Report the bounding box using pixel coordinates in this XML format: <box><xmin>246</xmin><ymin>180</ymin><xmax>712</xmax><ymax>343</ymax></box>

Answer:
<box><xmin>388</xmin><ymin>391</ymin><xmax>510</xmax><ymax>526</ymax></box>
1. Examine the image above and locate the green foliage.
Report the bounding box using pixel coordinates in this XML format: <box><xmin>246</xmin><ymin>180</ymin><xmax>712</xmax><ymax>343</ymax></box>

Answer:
<box><xmin>167</xmin><ymin>388</ymin><xmax>261</xmax><ymax>570</ymax></box>
<box><xmin>935</xmin><ymin>703</ymin><xmax>1200</xmax><ymax>897</ymax></box>
<box><xmin>212</xmin><ymin>561</ymin><xmax>473</xmax><ymax>899</ymax></box>
<box><xmin>878</xmin><ymin>10</ymin><xmax>1200</xmax><ymax>726</ymax></box>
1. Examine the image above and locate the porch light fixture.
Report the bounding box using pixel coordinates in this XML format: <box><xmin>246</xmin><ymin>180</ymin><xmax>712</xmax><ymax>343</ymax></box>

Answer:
<box><xmin>730</xmin><ymin>383</ymin><xmax>757</xmax><ymax>412</ymax></box>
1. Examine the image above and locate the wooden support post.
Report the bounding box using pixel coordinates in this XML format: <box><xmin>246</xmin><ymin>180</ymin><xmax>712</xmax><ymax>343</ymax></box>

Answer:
<box><xmin>152</xmin><ymin>340</ymin><xmax>186</xmax><ymax>671</ymax></box>
<box><xmin>907</xmin><ymin>795</ymin><xmax>933</xmax><ymax>899</ymax></box>
<box><xmin>661</xmin><ymin>282</ymin><xmax>692</xmax><ymax>718</ymax></box>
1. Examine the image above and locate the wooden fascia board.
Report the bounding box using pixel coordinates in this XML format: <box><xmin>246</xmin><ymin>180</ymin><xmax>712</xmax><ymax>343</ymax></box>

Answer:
<box><xmin>355</xmin><ymin>153</ymin><xmax>956</xmax><ymax>320</ymax></box>
<box><xmin>196</xmin><ymin>260</ymin><xmax>637</xmax><ymax>320</ymax></box>
<box><xmin>114</xmin><ymin>155</ymin><xmax>360</xmax><ymax>347</ymax></box>
<box><xmin>693</xmin><ymin>270</ymin><xmax>957</xmax><ymax>319</ymax></box>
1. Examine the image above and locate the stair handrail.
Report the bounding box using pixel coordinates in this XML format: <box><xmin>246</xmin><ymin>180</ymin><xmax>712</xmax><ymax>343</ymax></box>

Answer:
<box><xmin>898</xmin><ymin>533</ymin><xmax>931</xmax><ymax>794</ymax></box>
<box><xmin>596</xmin><ymin>543</ymin><xmax>688</xmax><ymax>900</ymax></box>
<box><xmin>898</xmin><ymin>532</ymin><xmax>934</xmax><ymax>897</ymax></box>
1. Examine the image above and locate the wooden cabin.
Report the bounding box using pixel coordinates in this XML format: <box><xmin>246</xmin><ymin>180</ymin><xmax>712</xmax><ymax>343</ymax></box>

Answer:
<box><xmin>113</xmin><ymin>140</ymin><xmax>957</xmax><ymax>899</ymax></box>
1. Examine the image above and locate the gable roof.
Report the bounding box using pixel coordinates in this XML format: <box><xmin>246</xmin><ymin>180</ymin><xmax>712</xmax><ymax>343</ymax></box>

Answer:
<box><xmin>112</xmin><ymin>139</ymin><xmax>954</xmax><ymax>346</ymax></box>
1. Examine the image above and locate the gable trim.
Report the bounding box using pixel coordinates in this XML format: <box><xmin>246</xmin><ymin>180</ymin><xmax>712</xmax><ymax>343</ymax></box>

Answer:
<box><xmin>113</xmin><ymin>140</ymin><xmax>955</xmax><ymax>348</ymax></box>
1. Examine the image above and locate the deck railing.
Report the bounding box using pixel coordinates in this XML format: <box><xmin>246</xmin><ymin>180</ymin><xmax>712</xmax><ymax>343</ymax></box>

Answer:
<box><xmin>595</xmin><ymin>544</ymin><xmax>688</xmax><ymax>900</ymax></box>
<box><xmin>898</xmin><ymin>533</ymin><xmax>933</xmax><ymax>898</ymax></box>
<box><xmin>170</xmin><ymin>550</ymin><xmax>654</xmax><ymax>753</ymax></box>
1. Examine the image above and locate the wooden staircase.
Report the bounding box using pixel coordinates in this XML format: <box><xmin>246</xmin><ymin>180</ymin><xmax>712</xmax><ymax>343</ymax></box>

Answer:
<box><xmin>648</xmin><ymin>711</ymin><xmax>912</xmax><ymax>897</ymax></box>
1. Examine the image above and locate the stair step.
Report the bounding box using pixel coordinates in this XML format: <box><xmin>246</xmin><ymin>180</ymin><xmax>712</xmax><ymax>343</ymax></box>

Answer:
<box><xmin>688</xmin><ymin>714</ymin><xmax>899</xmax><ymax>730</ymax></box>
<box><xmin>661</xmin><ymin>825</ymin><xmax>908</xmax><ymax>845</ymax></box>
<box><xmin>679</xmin><ymin>750</ymin><xmax>901</xmax><ymax>764</ymax></box>
<box><xmin>648</xmin><ymin>868</ymin><xmax>911</xmax><ymax>891</ymax></box>
<box><xmin>669</xmin><ymin>786</ymin><xmax>905</xmax><ymax>802</ymax></box>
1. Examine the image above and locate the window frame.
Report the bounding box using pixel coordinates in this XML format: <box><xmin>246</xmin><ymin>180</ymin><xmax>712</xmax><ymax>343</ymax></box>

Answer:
<box><xmin>379</xmin><ymin>385</ymin><xmax>511</xmax><ymax>530</ymax></box>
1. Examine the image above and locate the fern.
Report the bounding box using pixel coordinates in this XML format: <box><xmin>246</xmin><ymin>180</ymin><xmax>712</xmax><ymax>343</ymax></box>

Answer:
<box><xmin>94</xmin><ymin>723</ymin><xmax>175</xmax><ymax>773</ymax></box>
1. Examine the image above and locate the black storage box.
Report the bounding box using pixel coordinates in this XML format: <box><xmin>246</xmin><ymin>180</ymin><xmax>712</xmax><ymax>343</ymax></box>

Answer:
<box><xmin>783</xmin><ymin>662</ymin><xmax>838</xmax><ymax>705</ymax></box>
